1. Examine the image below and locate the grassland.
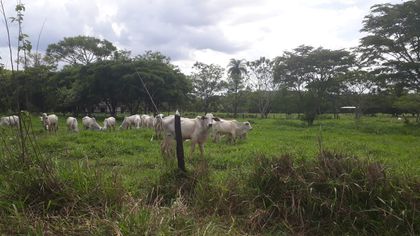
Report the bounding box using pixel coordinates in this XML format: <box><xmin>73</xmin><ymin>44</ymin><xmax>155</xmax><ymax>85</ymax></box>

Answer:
<box><xmin>0</xmin><ymin>113</ymin><xmax>419</xmax><ymax>234</ymax></box>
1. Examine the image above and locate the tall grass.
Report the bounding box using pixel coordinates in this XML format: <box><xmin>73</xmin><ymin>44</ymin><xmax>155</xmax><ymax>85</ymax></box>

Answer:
<box><xmin>0</xmin><ymin>114</ymin><xmax>419</xmax><ymax>234</ymax></box>
<box><xmin>247</xmin><ymin>152</ymin><xmax>419</xmax><ymax>235</ymax></box>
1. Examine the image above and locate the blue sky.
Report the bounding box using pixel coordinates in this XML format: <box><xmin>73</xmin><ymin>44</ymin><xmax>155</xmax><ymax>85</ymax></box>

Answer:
<box><xmin>0</xmin><ymin>0</ymin><xmax>406</xmax><ymax>73</ymax></box>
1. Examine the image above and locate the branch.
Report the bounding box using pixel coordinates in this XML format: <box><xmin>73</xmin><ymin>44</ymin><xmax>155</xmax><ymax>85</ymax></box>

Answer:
<box><xmin>0</xmin><ymin>0</ymin><xmax>15</xmax><ymax>72</ymax></box>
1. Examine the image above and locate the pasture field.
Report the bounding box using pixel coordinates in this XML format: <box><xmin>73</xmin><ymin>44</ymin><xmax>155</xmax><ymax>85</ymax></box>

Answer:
<box><xmin>32</xmin><ymin>113</ymin><xmax>420</xmax><ymax>178</ymax></box>
<box><xmin>0</xmin><ymin>113</ymin><xmax>419</xmax><ymax>235</ymax></box>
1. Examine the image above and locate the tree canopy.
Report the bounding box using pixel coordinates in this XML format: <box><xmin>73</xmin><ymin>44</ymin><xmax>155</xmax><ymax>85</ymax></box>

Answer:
<box><xmin>46</xmin><ymin>36</ymin><xmax>118</xmax><ymax>66</ymax></box>
<box><xmin>359</xmin><ymin>0</ymin><xmax>420</xmax><ymax>92</ymax></box>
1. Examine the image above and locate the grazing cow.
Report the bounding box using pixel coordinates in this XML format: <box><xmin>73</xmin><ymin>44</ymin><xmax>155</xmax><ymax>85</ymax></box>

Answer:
<box><xmin>82</xmin><ymin>116</ymin><xmax>94</xmax><ymax>130</ymax></box>
<box><xmin>161</xmin><ymin>113</ymin><xmax>220</xmax><ymax>157</ymax></box>
<box><xmin>0</xmin><ymin>115</ymin><xmax>19</xmax><ymax>128</ymax></box>
<box><xmin>103</xmin><ymin>117</ymin><xmax>116</xmax><ymax>131</ymax></box>
<box><xmin>120</xmin><ymin>114</ymin><xmax>141</xmax><ymax>129</ymax></box>
<box><xmin>41</xmin><ymin>113</ymin><xmax>59</xmax><ymax>133</ymax></box>
<box><xmin>88</xmin><ymin>118</ymin><xmax>102</xmax><ymax>131</ymax></box>
<box><xmin>213</xmin><ymin>119</ymin><xmax>252</xmax><ymax>143</ymax></box>
<box><xmin>151</xmin><ymin>114</ymin><xmax>165</xmax><ymax>141</ymax></box>
<box><xmin>82</xmin><ymin>116</ymin><xmax>102</xmax><ymax>131</ymax></box>
<box><xmin>141</xmin><ymin>114</ymin><xmax>154</xmax><ymax>128</ymax></box>
<box><xmin>66</xmin><ymin>117</ymin><xmax>79</xmax><ymax>132</ymax></box>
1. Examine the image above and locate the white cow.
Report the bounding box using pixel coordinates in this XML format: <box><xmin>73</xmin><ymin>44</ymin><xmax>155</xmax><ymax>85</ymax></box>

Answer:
<box><xmin>89</xmin><ymin>118</ymin><xmax>102</xmax><ymax>131</ymax></box>
<box><xmin>213</xmin><ymin>119</ymin><xmax>252</xmax><ymax>143</ymax></box>
<box><xmin>0</xmin><ymin>115</ymin><xmax>19</xmax><ymax>128</ymax></box>
<box><xmin>82</xmin><ymin>116</ymin><xmax>102</xmax><ymax>131</ymax></box>
<box><xmin>141</xmin><ymin>114</ymin><xmax>154</xmax><ymax>128</ymax></box>
<box><xmin>41</xmin><ymin>113</ymin><xmax>58</xmax><ymax>133</ymax></box>
<box><xmin>103</xmin><ymin>117</ymin><xmax>116</xmax><ymax>131</ymax></box>
<box><xmin>151</xmin><ymin>114</ymin><xmax>165</xmax><ymax>140</ymax></box>
<box><xmin>161</xmin><ymin>113</ymin><xmax>219</xmax><ymax>157</ymax></box>
<box><xmin>82</xmin><ymin>116</ymin><xmax>94</xmax><ymax>130</ymax></box>
<box><xmin>120</xmin><ymin>114</ymin><xmax>141</xmax><ymax>129</ymax></box>
<box><xmin>66</xmin><ymin>117</ymin><xmax>79</xmax><ymax>132</ymax></box>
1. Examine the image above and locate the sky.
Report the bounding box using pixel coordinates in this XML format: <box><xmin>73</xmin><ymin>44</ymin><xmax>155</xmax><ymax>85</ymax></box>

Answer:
<box><xmin>0</xmin><ymin>0</ymin><xmax>405</xmax><ymax>74</ymax></box>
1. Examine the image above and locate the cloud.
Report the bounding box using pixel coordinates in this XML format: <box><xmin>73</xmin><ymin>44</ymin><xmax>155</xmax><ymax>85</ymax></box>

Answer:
<box><xmin>0</xmin><ymin>0</ymin><xmax>407</xmax><ymax>73</ymax></box>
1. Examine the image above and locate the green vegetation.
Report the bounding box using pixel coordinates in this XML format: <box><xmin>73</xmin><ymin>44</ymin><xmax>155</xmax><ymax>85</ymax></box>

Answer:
<box><xmin>0</xmin><ymin>114</ymin><xmax>418</xmax><ymax>234</ymax></box>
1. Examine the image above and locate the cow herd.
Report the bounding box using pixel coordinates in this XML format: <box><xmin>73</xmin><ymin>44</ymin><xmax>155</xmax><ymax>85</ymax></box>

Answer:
<box><xmin>0</xmin><ymin>113</ymin><xmax>253</xmax><ymax>157</ymax></box>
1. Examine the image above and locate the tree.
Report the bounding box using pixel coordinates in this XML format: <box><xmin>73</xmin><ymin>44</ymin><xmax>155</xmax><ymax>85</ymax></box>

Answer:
<box><xmin>227</xmin><ymin>58</ymin><xmax>247</xmax><ymax>117</ymax></box>
<box><xmin>305</xmin><ymin>47</ymin><xmax>354</xmax><ymax>115</ymax></box>
<box><xmin>46</xmin><ymin>36</ymin><xmax>118</xmax><ymax>66</ymax></box>
<box><xmin>191</xmin><ymin>62</ymin><xmax>225</xmax><ymax>114</ymax></box>
<box><xmin>247</xmin><ymin>57</ymin><xmax>276</xmax><ymax>118</ymax></box>
<box><xmin>341</xmin><ymin>69</ymin><xmax>375</xmax><ymax>119</ymax></box>
<box><xmin>394</xmin><ymin>94</ymin><xmax>420</xmax><ymax>122</ymax></box>
<box><xmin>274</xmin><ymin>45</ymin><xmax>314</xmax><ymax>114</ymax></box>
<box><xmin>359</xmin><ymin>0</ymin><xmax>420</xmax><ymax>92</ymax></box>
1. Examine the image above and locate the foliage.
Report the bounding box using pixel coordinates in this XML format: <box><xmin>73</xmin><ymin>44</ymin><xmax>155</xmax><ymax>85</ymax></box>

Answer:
<box><xmin>359</xmin><ymin>0</ymin><xmax>420</xmax><ymax>92</ymax></box>
<box><xmin>46</xmin><ymin>36</ymin><xmax>118</xmax><ymax>66</ymax></box>
<box><xmin>227</xmin><ymin>58</ymin><xmax>247</xmax><ymax>117</ymax></box>
<box><xmin>191</xmin><ymin>62</ymin><xmax>225</xmax><ymax>113</ymax></box>
<box><xmin>394</xmin><ymin>94</ymin><xmax>420</xmax><ymax>122</ymax></box>
<box><xmin>247</xmin><ymin>57</ymin><xmax>276</xmax><ymax>118</ymax></box>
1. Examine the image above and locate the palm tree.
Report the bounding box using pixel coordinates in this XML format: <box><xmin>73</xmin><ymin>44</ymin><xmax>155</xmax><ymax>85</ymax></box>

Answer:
<box><xmin>227</xmin><ymin>58</ymin><xmax>247</xmax><ymax>117</ymax></box>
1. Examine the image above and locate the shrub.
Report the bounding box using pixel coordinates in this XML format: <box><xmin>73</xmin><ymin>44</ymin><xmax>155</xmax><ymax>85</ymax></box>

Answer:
<box><xmin>247</xmin><ymin>152</ymin><xmax>419</xmax><ymax>235</ymax></box>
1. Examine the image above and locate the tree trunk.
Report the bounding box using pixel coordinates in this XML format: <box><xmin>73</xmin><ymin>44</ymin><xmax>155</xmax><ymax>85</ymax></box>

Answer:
<box><xmin>233</xmin><ymin>93</ymin><xmax>238</xmax><ymax>118</ymax></box>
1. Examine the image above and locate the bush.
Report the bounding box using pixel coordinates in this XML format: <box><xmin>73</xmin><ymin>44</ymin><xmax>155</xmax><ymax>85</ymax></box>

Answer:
<box><xmin>247</xmin><ymin>152</ymin><xmax>420</xmax><ymax>235</ymax></box>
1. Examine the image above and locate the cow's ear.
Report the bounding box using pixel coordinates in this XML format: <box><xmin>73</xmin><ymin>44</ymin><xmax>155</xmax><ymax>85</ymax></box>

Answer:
<box><xmin>201</xmin><ymin>116</ymin><xmax>206</xmax><ymax>120</ymax></box>
<box><xmin>213</xmin><ymin>117</ymin><xmax>220</xmax><ymax>121</ymax></box>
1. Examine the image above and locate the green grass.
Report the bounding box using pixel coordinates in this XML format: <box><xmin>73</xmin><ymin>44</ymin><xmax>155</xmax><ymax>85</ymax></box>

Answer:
<box><xmin>0</xmin><ymin>113</ymin><xmax>419</xmax><ymax>234</ymax></box>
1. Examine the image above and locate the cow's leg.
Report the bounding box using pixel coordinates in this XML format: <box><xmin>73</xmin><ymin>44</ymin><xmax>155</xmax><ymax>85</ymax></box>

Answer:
<box><xmin>190</xmin><ymin>142</ymin><xmax>196</xmax><ymax>158</ymax></box>
<box><xmin>212</xmin><ymin>132</ymin><xmax>218</xmax><ymax>143</ymax></box>
<box><xmin>199</xmin><ymin>143</ymin><xmax>205</xmax><ymax>158</ymax></box>
<box><xmin>231</xmin><ymin>132</ymin><xmax>237</xmax><ymax>144</ymax></box>
<box><xmin>161</xmin><ymin>136</ymin><xmax>172</xmax><ymax>157</ymax></box>
<box><xmin>215</xmin><ymin>132</ymin><xmax>221</xmax><ymax>143</ymax></box>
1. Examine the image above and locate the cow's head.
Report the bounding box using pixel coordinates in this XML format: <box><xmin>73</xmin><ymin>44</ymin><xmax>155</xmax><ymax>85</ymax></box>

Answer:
<box><xmin>40</xmin><ymin>113</ymin><xmax>49</xmax><ymax>130</ymax></box>
<box><xmin>244</xmin><ymin>121</ymin><xmax>253</xmax><ymax>130</ymax></box>
<box><xmin>200</xmin><ymin>113</ymin><xmax>220</xmax><ymax>128</ymax></box>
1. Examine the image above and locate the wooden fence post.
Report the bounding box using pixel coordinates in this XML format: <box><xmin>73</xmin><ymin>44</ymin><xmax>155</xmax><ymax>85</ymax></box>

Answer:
<box><xmin>175</xmin><ymin>111</ymin><xmax>186</xmax><ymax>172</ymax></box>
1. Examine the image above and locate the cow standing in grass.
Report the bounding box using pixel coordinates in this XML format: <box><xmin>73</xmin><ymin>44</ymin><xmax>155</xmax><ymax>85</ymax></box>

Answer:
<box><xmin>82</xmin><ymin>116</ymin><xmax>102</xmax><ymax>131</ymax></box>
<box><xmin>103</xmin><ymin>117</ymin><xmax>116</xmax><ymax>131</ymax></box>
<box><xmin>0</xmin><ymin>115</ymin><xmax>19</xmax><ymax>128</ymax></box>
<box><xmin>141</xmin><ymin>114</ymin><xmax>154</xmax><ymax>128</ymax></box>
<box><xmin>212</xmin><ymin>119</ymin><xmax>252</xmax><ymax>143</ymax></box>
<box><xmin>120</xmin><ymin>114</ymin><xmax>141</xmax><ymax>129</ymax></box>
<box><xmin>41</xmin><ymin>113</ymin><xmax>58</xmax><ymax>133</ymax></box>
<box><xmin>161</xmin><ymin>113</ymin><xmax>220</xmax><ymax>157</ymax></box>
<box><xmin>66</xmin><ymin>117</ymin><xmax>79</xmax><ymax>132</ymax></box>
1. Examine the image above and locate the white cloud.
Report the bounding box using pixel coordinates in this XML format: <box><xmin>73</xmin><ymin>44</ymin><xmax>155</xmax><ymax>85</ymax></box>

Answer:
<box><xmin>0</xmin><ymin>0</ymin><xmax>407</xmax><ymax>74</ymax></box>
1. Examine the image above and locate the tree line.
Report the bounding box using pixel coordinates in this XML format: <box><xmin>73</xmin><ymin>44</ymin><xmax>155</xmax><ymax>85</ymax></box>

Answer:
<box><xmin>0</xmin><ymin>0</ymin><xmax>419</xmax><ymax>124</ymax></box>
